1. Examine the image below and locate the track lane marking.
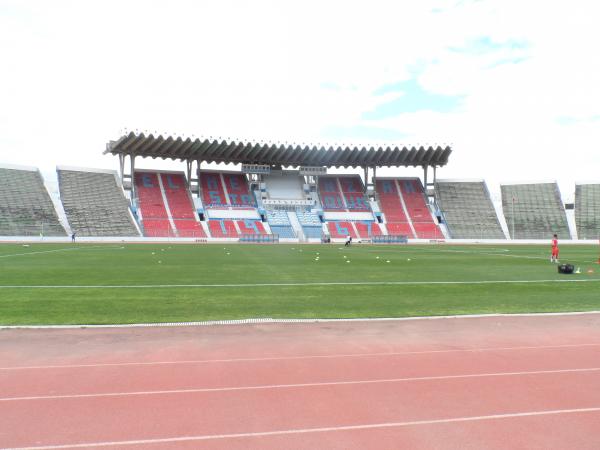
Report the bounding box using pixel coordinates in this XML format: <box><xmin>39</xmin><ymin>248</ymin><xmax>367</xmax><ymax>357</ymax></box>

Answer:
<box><xmin>2</xmin><ymin>342</ymin><xmax>600</xmax><ymax>371</ymax></box>
<box><xmin>2</xmin><ymin>366</ymin><xmax>600</xmax><ymax>402</ymax></box>
<box><xmin>6</xmin><ymin>407</ymin><xmax>600</xmax><ymax>449</ymax></box>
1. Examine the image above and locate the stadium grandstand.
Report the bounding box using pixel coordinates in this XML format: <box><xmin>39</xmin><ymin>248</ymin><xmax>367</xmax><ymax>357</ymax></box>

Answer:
<box><xmin>1</xmin><ymin>132</ymin><xmax>599</xmax><ymax>241</ymax></box>
<box><xmin>57</xmin><ymin>167</ymin><xmax>140</xmax><ymax>237</ymax></box>
<box><xmin>0</xmin><ymin>164</ymin><xmax>66</xmax><ymax>237</ymax></box>
<box><xmin>575</xmin><ymin>183</ymin><xmax>600</xmax><ymax>240</ymax></box>
<box><xmin>501</xmin><ymin>182</ymin><xmax>570</xmax><ymax>240</ymax></box>
<box><xmin>435</xmin><ymin>179</ymin><xmax>505</xmax><ymax>239</ymax></box>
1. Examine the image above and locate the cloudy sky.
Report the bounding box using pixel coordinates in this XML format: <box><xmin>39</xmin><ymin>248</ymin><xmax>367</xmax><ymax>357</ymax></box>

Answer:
<box><xmin>1</xmin><ymin>0</ymin><xmax>599</xmax><ymax>200</ymax></box>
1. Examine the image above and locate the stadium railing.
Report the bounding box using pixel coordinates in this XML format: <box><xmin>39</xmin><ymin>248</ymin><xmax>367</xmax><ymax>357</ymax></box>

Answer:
<box><xmin>239</xmin><ymin>234</ymin><xmax>279</xmax><ymax>243</ymax></box>
<box><xmin>372</xmin><ymin>235</ymin><xmax>408</xmax><ymax>244</ymax></box>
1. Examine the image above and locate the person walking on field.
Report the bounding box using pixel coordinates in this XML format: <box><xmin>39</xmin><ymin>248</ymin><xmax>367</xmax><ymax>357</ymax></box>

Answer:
<box><xmin>551</xmin><ymin>233</ymin><xmax>559</xmax><ymax>263</ymax></box>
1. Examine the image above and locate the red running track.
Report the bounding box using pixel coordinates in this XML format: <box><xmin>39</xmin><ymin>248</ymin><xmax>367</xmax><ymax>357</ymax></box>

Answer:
<box><xmin>2</xmin><ymin>314</ymin><xmax>600</xmax><ymax>449</ymax></box>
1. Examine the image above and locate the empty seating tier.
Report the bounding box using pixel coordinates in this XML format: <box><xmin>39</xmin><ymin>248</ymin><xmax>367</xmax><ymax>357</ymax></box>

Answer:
<box><xmin>265</xmin><ymin>209</ymin><xmax>295</xmax><ymax>238</ymax></box>
<box><xmin>134</xmin><ymin>171</ymin><xmax>172</xmax><ymax>237</ymax></box>
<box><xmin>327</xmin><ymin>221</ymin><xmax>357</xmax><ymax>239</ymax></box>
<box><xmin>208</xmin><ymin>219</ymin><xmax>239</xmax><ymax>238</ymax></box>
<box><xmin>575</xmin><ymin>183</ymin><xmax>600</xmax><ymax>239</ymax></box>
<box><xmin>398</xmin><ymin>178</ymin><xmax>439</xmax><ymax>238</ymax></box>
<box><xmin>318</xmin><ymin>176</ymin><xmax>369</xmax><ymax>211</ymax></box>
<box><xmin>237</xmin><ymin>220</ymin><xmax>267</xmax><ymax>235</ymax></box>
<box><xmin>134</xmin><ymin>171</ymin><xmax>205</xmax><ymax>238</ymax></box>
<box><xmin>501</xmin><ymin>182</ymin><xmax>570</xmax><ymax>239</ymax></box>
<box><xmin>200</xmin><ymin>172</ymin><xmax>255</xmax><ymax>208</ymax></box>
<box><xmin>375</xmin><ymin>178</ymin><xmax>442</xmax><ymax>239</ymax></box>
<box><xmin>58</xmin><ymin>168</ymin><xmax>139</xmax><ymax>237</ymax></box>
<box><xmin>295</xmin><ymin>208</ymin><xmax>322</xmax><ymax>238</ymax></box>
<box><xmin>355</xmin><ymin>221</ymin><xmax>382</xmax><ymax>238</ymax></box>
<box><xmin>326</xmin><ymin>221</ymin><xmax>381</xmax><ymax>239</ymax></box>
<box><xmin>0</xmin><ymin>166</ymin><xmax>66</xmax><ymax>236</ymax></box>
<box><xmin>160</xmin><ymin>173</ymin><xmax>205</xmax><ymax>238</ymax></box>
<box><xmin>435</xmin><ymin>180</ymin><xmax>504</xmax><ymax>239</ymax></box>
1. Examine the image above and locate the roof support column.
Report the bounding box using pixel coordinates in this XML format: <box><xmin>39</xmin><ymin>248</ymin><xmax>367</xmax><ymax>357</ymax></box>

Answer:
<box><xmin>423</xmin><ymin>165</ymin><xmax>428</xmax><ymax>190</ymax></box>
<box><xmin>130</xmin><ymin>154</ymin><xmax>136</xmax><ymax>202</ymax></box>
<box><xmin>118</xmin><ymin>154</ymin><xmax>125</xmax><ymax>186</ymax></box>
<box><xmin>186</xmin><ymin>160</ymin><xmax>192</xmax><ymax>186</ymax></box>
<box><xmin>363</xmin><ymin>166</ymin><xmax>369</xmax><ymax>193</ymax></box>
<box><xmin>195</xmin><ymin>159</ymin><xmax>201</xmax><ymax>198</ymax></box>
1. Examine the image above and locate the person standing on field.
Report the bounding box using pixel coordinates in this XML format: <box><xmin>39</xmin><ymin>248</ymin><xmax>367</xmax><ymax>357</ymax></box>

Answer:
<box><xmin>551</xmin><ymin>233</ymin><xmax>559</xmax><ymax>263</ymax></box>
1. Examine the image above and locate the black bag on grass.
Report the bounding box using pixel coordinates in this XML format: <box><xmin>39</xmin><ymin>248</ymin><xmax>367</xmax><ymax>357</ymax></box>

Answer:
<box><xmin>558</xmin><ymin>263</ymin><xmax>574</xmax><ymax>274</ymax></box>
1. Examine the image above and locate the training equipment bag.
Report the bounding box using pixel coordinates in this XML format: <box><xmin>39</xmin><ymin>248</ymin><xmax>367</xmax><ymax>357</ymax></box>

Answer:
<box><xmin>558</xmin><ymin>263</ymin><xmax>574</xmax><ymax>274</ymax></box>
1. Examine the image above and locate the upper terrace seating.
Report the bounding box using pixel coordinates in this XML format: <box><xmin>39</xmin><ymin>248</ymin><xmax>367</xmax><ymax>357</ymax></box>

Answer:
<box><xmin>0</xmin><ymin>166</ymin><xmax>66</xmax><ymax>236</ymax></box>
<box><xmin>160</xmin><ymin>173</ymin><xmax>205</xmax><ymax>237</ymax></box>
<box><xmin>134</xmin><ymin>171</ymin><xmax>172</xmax><ymax>237</ymax></box>
<box><xmin>318</xmin><ymin>176</ymin><xmax>369</xmax><ymax>211</ymax></box>
<box><xmin>338</xmin><ymin>176</ymin><xmax>369</xmax><ymax>210</ymax></box>
<box><xmin>575</xmin><ymin>183</ymin><xmax>600</xmax><ymax>239</ymax></box>
<box><xmin>58</xmin><ymin>168</ymin><xmax>139</xmax><ymax>237</ymax></box>
<box><xmin>200</xmin><ymin>172</ymin><xmax>255</xmax><ymax>208</ymax></box>
<box><xmin>501</xmin><ymin>182</ymin><xmax>570</xmax><ymax>239</ymax></box>
<box><xmin>435</xmin><ymin>180</ymin><xmax>504</xmax><ymax>239</ymax></box>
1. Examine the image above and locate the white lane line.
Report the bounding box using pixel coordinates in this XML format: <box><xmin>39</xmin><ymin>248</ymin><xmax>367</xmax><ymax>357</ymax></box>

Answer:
<box><xmin>1</xmin><ymin>278</ymin><xmax>599</xmax><ymax>289</ymax></box>
<box><xmin>2</xmin><ymin>366</ymin><xmax>600</xmax><ymax>402</ymax></box>
<box><xmin>6</xmin><ymin>407</ymin><xmax>600</xmax><ymax>449</ymax></box>
<box><xmin>0</xmin><ymin>246</ymin><xmax>123</xmax><ymax>259</ymax></box>
<box><xmin>4</xmin><ymin>310</ymin><xmax>600</xmax><ymax>330</ymax></box>
<box><xmin>2</xmin><ymin>342</ymin><xmax>600</xmax><ymax>371</ymax></box>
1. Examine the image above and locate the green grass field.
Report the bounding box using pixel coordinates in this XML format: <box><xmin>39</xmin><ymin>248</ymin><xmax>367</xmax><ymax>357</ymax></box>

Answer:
<box><xmin>1</xmin><ymin>242</ymin><xmax>599</xmax><ymax>325</ymax></box>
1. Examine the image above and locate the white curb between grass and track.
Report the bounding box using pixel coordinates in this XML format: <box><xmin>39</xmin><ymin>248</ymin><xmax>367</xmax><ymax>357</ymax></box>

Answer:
<box><xmin>2</xmin><ymin>310</ymin><xmax>600</xmax><ymax>329</ymax></box>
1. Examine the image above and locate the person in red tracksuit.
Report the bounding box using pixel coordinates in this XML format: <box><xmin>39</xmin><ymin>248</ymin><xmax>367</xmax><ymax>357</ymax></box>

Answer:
<box><xmin>551</xmin><ymin>234</ymin><xmax>559</xmax><ymax>263</ymax></box>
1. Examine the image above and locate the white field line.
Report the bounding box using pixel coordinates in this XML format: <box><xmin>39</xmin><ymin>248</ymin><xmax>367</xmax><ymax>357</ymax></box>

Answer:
<box><xmin>2</xmin><ymin>366</ymin><xmax>600</xmax><ymax>402</ymax></box>
<box><xmin>6</xmin><ymin>407</ymin><xmax>600</xmax><ymax>449</ymax></box>
<box><xmin>1</xmin><ymin>278</ymin><xmax>599</xmax><ymax>289</ymax></box>
<box><xmin>0</xmin><ymin>246</ymin><xmax>123</xmax><ymax>259</ymax></box>
<box><xmin>2</xmin><ymin>342</ymin><xmax>600</xmax><ymax>371</ymax></box>
<box><xmin>412</xmin><ymin>247</ymin><xmax>599</xmax><ymax>264</ymax></box>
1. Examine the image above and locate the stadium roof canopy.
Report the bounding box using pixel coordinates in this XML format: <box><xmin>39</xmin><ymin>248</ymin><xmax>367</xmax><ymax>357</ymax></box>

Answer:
<box><xmin>105</xmin><ymin>132</ymin><xmax>451</xmax><ymax>168</ymax></box>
